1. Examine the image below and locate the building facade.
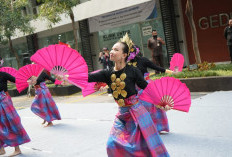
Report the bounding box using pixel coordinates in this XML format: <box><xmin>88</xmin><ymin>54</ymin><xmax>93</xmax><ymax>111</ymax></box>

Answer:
<box><xmin>1</xmin><ymin>0</ymin><xmax>231</xmax><ymax>70</ymax></box>
<box><xmin>180</xmin><ymin>0</ymin><xmax>232</xmax><ymax>64</ymax></box>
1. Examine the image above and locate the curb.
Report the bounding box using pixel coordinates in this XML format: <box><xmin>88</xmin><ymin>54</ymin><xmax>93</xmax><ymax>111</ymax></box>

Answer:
<box><xmin>8</xmin><ymin>76</ymin><xmax>232</xmax><ymax>97</ymax></box>
<box><xmin>8</xmin><ymin>85</ymin><xmax>81</xmax><ymax>97</ymax></box>
<box><xmin>180</xmin><ymin>76</ymin><xmax>232</xmax><ymax>92</ymax></box>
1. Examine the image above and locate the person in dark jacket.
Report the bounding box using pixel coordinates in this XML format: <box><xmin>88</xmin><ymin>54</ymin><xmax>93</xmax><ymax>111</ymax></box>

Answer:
<box><xmin>224</xmin><ymin>19</ymin><xmax>232</xmax><ymax>63</ymax></box>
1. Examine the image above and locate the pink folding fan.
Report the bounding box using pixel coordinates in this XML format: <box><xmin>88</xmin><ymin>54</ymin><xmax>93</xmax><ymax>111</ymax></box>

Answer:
<box><xmin>0</xmin><ymin>67</ymin><xmax>18</xmax><ymax>77</ymax></box>
<box><xmin>82</xmin><ymin>82</ymin><xmax>107</xmax><ymax>97</ymax></box>
<box><xmin>169</xmin><ymin>53</ymin><xmax>184</xmax><ymax>72</ymax></box>
<box><xmin>140</xmin><ymin>77</ymin><xmax>191</xmax><ymax>112</ymax></box>
<box><xmin>16</xmin><ymin>64</ymin><xmax>44</xmax><ymax>93</ymax></box>
<box><xmin>82</xmin><ymin>70</ymin><xmax>107</xmax><ymax>97</ymax></box>
<box><xmin>30</xmin><ymin>44</ymin><xmax>88</xmax><ymax>89</ymax></box>
<box><xmin>82</xmin><ymin>82</ymin><xmax>96</xmax><ymax>97</ymax></box>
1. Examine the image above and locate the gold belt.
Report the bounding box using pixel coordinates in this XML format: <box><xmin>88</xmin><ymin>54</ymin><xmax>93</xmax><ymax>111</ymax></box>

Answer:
<box><xmin>116</xmin><ymin>100</ymin><xmax>139</xmax><ymax>107</ymax></box>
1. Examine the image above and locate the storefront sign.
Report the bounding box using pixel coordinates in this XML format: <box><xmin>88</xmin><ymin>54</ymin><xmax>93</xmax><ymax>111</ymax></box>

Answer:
<box><xmin>89</xmin><ymin>0</ymin><xmax>157</xmax><ymax>33</ymax></box>
<box><xmin>102</xmin><ymin>30</ymin><xmax>131</xmax><ymax>42</ymax></box>
<box><xmin>198</xmin><ymin>12</ymin><xmax>232</xmax><ymax>30</ymax></box>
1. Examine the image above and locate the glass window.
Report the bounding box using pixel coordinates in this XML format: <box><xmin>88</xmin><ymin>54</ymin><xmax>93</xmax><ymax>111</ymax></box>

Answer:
<box><xmin>98</xmin><ymin>23</ymin><xmax>143</xmax><ymax>52</ymax></box>
<box><xmin>38</xmin><ymin>30</ymin><xmax>82</xmax><ymax>54</ymax></box>
<box><xmin>97</xmin><ymin>2</ymin><xmax>169</xmax><ymax>68</ymax></box>
<box><xmin>0</xmin><ymin>42</ymin><xmax>28</xmax><ymax>69</ymax></box>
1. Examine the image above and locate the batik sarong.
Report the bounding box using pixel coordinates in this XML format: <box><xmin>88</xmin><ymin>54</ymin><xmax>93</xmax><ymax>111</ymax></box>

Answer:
<box><xmin>31</xmin><ymin>82</ymin><xmax>61</xmax><ymax>122</ymax></box>
<box><xmin>137</xmin><ymin>73</ymin><xmax>169</xmax><ymax>132</ymax></box>
<box><xmin>107</xmin><ymin>95</ymin><xmax>169</xmax><ymax>157</ymax></box>
<box><xmin>0</xmin><ymin>91</ymin><xmax>30</xmax><ymax>148</ymax></box>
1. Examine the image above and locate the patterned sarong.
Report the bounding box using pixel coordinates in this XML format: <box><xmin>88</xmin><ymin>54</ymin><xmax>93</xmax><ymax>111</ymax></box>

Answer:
<box><xmin>107</xmin><ymin>96</ymin><xmax>169</xmax><ymax>157</ymax></box>
<box><xmin>0</xmin><ymin>91</ymin><xmax>30</xmax><ymax>148</ymax></box>
<box><xmin>137</xmin><ymin>73</ymin><xmax>169</xmax><ymax>132</ymax></box>
<box><xmin>31</xmin><ymin>82</ymin><xmax>61</xmax><ymax>122</ymax></box>
<box><xmin>140</xmin><ymin>100</ymin><xmax>169</xmax><ymax>132</ymax></box>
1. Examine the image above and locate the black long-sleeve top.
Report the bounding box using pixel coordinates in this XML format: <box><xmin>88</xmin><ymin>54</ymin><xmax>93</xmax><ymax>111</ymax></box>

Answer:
<box><xmin>88</xmin><ymin>65</ymin><xmax>148</xmax><ymax>99</ymax></box>
<box><xmin>133</xmin><ymin>56</ymin><xmax>166</xmax><ymax>75</ymax></box>
<box><xmin>35</xmin><ymin>72</ymin><xmax>55</xmax><ymax>85</ymax></box>
<box><xmin>0</xmin><ymin>72</ymin><xmax>15</xmax><ymax>92</ymax></box>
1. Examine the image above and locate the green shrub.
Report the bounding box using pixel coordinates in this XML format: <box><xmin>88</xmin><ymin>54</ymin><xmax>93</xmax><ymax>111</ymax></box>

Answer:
<box><xmin>150</xmin><ymin>64</ymin><xmax>232</xmax><ymax>80</ymax></box>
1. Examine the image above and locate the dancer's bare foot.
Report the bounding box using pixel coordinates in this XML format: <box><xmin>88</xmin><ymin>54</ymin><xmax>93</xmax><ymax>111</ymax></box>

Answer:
<box><xmin>45</xmin><ymin>122</ymin><xmax>53</xmax><ymax>127</ymax></box>
<box><xmin>9</xmin><ymin>146</ymin><xmax>21</xmax><ymax>157</ymax></box>
<box><xmin>42</xmin><ymin>120</ymin><xmax>46</xmax><ymax>125</ymax></box>
<box><xmin>159</xmin><ymin>131</ymin><xmax>169</xmax><ymax>135</ymax></box>
<box><xmin>0</xmin><ymin>147</ymin><xmax>5</xmax><ymax>155</ymax></box>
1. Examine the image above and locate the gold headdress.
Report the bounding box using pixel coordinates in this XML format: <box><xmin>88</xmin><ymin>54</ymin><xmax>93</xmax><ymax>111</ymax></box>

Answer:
<box><xmin>119</xmin><ymin>33</ymin><xmax>134</xmax><ymax>56</ymax></box>
<box><xmin>119</xmin><ymin>33</ymin><xmax>140</xmax><ymax>65</ymax></box>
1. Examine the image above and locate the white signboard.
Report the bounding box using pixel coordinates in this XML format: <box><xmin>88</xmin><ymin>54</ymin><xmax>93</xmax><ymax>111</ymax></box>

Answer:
<box><xmin>89</xmin><ymin>0</ymin><xmax>157</xmax><ymax>33</ymax></box>
<box><xmin>142</xmin><ymin>26</ymin><xmax>152</xmax><ymax>36</ymax></box>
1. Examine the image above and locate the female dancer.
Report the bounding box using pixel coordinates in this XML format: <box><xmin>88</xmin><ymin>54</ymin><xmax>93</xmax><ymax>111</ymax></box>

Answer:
<box><xmin>31</xmin><ymin>71</ymin><xmax>61</xmax><ymax>127</ymax></box>
<box><xmin>127</xmin><ymin>45</ymin><xmax>174</xmax><ymax>133</ymax></box>
<box><xmin>0</xmin><ymin>72</ymin><xmax>30</xmax><ymax>156</ymax></box>
<box><xmin>88</xmin><ymin>35</ymin><xmax>170</xmax><ymax>156</ymax></box>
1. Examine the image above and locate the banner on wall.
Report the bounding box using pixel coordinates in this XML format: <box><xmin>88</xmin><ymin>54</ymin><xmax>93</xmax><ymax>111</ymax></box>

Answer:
<box><xmin>89</xmin><ymin>0</ymin><xmax>157</xmax><ymax>33</ymax></box>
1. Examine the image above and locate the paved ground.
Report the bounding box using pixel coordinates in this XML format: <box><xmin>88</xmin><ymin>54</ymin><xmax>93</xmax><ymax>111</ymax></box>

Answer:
<box><xmin>12</xmin><ymin>90</ymin><xmax>210</xmax><ymax>110</ymax></box>
<box><xmin>3</xmin><ymin>90</ymin><xmax>231</xmax><ymax>157</ymax></box>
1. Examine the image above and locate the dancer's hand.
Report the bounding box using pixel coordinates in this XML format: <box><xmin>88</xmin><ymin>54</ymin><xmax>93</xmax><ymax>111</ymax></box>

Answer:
<box><xmin>61</xmin><ymin>80</ymin><xmax>69</xmax><ymax>86</ymax></box>
<box><xmin>165</xmin><ymin>69</ymin><xmax>173</xmax><ymax>74</ymax></box>
<box><xmin>172</xmin><ymin>71</ymin><xmax>179</xmax><ymax>75</ymax></box>
<box><xmin>55</xmin><ymin>75</ymin><xmax>63</xmax><ymax>81</ymax></box>
<box><xmin>157</xmin><ymin>105</ymin><xmax>172</xmax><ymax>111</ymax></box>
<box><xmin>99</xmin><ymin>86</ymin><xmax>105</xmax><ymax>91</ymax></box>
<box><xmin>162</xmin><ymin>105</ymin><xmax>172</xmax><ymax>111</ymax></box>
<box><xmin>94</xmin><ymin>83</ymin><xmax>108</xmax><ymax>91</ymax></box>
<box><xmin>27</xmin><ymin>76</ymin><xmax>37</xmax><ymax>86</ymax></box>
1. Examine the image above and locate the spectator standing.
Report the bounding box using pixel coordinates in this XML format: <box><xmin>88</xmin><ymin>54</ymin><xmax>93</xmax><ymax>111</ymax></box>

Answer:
<box><xmin>99</xmin><ymin>47</ymin><xmax>113</xmax><ymax>69</ymax></box>
<box><xmin>98</xmin><ymin>48</ymin><xmax>113</xmax><ymax>96</ymax></box>
<box><xmin>147</xmin><ymin>30</ymin><xmax>165</xmax><ymax>68</ymax></box>
<box><xmin>224</xmin><ymin>19</ymin><xmax>232</xmax><ymax>63</ymax></box>
<box><xmin>0</xmin><ymin>57</ymin><xmax>4</xmax><ymax>68</ymax></box>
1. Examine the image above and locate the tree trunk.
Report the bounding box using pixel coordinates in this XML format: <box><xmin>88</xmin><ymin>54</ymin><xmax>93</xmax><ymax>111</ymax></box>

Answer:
<box><xmin>69</xmin><ymin>9</ymin><xmax>78</xmax><ymax>51</ymax></box>
<box><xmin>8</xmin><ymin>37</ymin><xmax>21</xmax><ymax>68</ymax></box>
<box><xmin>185</xmin><ymin>0</ymin><xmax>201</xmax><ymax>64</ymax></box>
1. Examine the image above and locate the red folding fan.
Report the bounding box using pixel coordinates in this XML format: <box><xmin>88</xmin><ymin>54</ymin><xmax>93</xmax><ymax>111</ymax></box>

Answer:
<box><xmin>140</xmin><ymin>77</ymin><xmax>191</xmax><ymax>112</ymax></box>
<box><xmin>0</xmin><ymin>67</ymin><xmax>18</xmax><ymax>77</ymax></box>
<box><xmin>30</xmin><ymin>44</ymin><xmax>88</xmax><ymax>89</ymax></box>
<box><xmin>16</xmin><ymin>64</ymin><xmax>44</xmax><ymax>93</ymax></box>
<box><xmin>169</xmin><ymin>53</ymin><xmax>184</xmax><ymax>72</ymax></box>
